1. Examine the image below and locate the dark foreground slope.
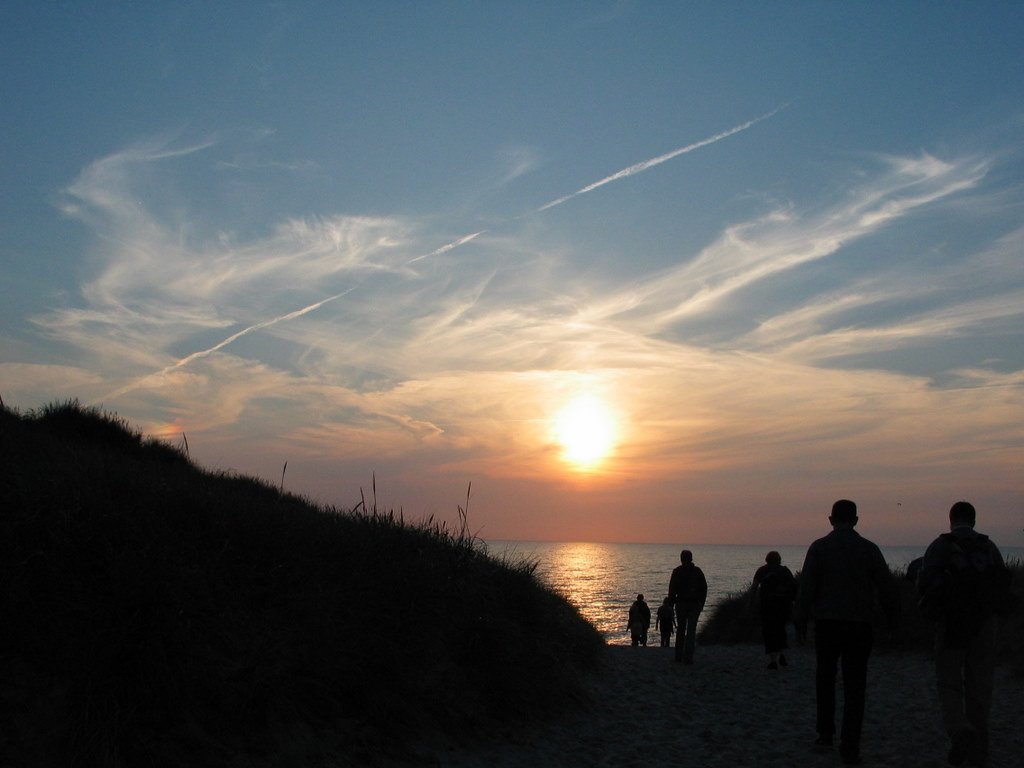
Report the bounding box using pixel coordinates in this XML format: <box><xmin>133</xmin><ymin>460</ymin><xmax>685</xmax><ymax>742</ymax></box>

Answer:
<box><xmin>0</xmin><ymin>402</ymin><xmax>604</xmax><ymax>767</ymax></box>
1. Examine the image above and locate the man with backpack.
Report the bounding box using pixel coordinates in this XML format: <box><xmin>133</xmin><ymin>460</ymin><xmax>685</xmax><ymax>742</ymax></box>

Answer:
<box><xmin>918</xmin><ymin>501</ymin><xmax>1012</xmax><ymax>768</ymax></box>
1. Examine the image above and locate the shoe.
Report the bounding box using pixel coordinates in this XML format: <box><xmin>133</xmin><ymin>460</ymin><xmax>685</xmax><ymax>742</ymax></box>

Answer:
<box><xmin>778</xmin><ymin>654</ymin><xmax>788</xmax><ymax>667</ymax></box>
<box><xmin>813</xmin><ymin>735</ymin><xmax>833</xmax><ymax>751</ymax></box>
<box><xmin>767</xmin><ymin>661</ymin><xmax>778</xmax><ymax>670</ymax></box>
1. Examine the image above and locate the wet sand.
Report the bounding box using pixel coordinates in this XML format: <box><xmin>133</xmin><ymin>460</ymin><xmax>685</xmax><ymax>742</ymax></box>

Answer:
<box><xmin>431</xmin><ymin>644</ymin><xmax>1022</xmax><ymax>768</ymax></box>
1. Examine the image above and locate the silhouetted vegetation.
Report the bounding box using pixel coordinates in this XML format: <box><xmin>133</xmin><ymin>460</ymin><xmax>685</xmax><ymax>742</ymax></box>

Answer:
<box><xmin>699</xmin><ymin>563</ymin><xmax>1023</xmax><ymax>672</ymax></box>
<box><xmin>0</xmin><ymin>400</ymin><xmax>604</xmax><ymax>767</ymax></box>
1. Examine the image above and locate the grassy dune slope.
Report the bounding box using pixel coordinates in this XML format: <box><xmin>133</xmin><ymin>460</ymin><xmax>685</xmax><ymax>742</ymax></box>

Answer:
<box><xmin>0</xmin><ymin>402</ymin><xmax>604</xmax><ymax>767</ymax></box>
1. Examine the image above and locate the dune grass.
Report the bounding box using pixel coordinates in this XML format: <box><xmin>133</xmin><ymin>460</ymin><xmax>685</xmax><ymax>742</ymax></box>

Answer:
<box><xmin>698</xmin><ymin>562</ymin><xmax>1023</xmax><ymax>672</ymax></box>
<box><xmin>0</xmin><ymin>400</ymin><xmax>604</xmax><ymax>767</ymax></box>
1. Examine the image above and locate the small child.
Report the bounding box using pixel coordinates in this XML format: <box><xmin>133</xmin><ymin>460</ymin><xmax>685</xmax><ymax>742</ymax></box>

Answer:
<box><xmin>655</xmin><ymin>596</ymin><xmax>675</xmax><ymax>647</ymax></box>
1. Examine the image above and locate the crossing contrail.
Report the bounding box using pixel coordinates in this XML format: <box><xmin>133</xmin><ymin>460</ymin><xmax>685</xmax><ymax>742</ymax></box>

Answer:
<box><xmin>537</xmin><ymin>105</ymin><xmax>789</xmax><ymax>212</ymax></box>
<box><xmin>99</xmin><ymin>288</ymin><xmax>355</xmax><ymax>400</ymax></box>
<box><xmin>407</xmin><ymin>230</ymin><xmax>484</xmax><ymax>264</ymax></box>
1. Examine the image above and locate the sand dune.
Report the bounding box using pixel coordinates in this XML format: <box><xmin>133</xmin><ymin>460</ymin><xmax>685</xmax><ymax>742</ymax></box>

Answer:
<box><xmin>431</xmin><ymin>644</ymin><xmax>1021</xmax><ymax>768</ymax></box>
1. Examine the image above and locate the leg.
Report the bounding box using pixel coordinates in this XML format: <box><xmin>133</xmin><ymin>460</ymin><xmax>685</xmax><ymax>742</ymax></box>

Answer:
<box><xmin>674</xmin><ymin>612</ymin><xmax>684</xmax><ymax>661</ymax></box>
<box><xmin>838</xmin><ymin>622</ymin><xmax>873</xmax><ymax>760</ymax></box>
<box><xmin>935</xmin><ymin>637</ymin><xmax>969</xmax><ymax>739</ymax></box>
<box><xmin>682</xmin><ymin>608</ymin><xmax>699</xmax><ymax>663</ymax></box>
<box><xmin>814</xmin><ymin>619</ymin><xmax>842</xmax><ymax>741</ymax></box>
<box><xmin>763</xmin><ymin>606</ymin><xmax>788</xmax><ymax>655</ymax></box>
<box><xmin>963</xmin><ymin>617</ymin><xmax>998</xmax><ymax>764</ymax></box>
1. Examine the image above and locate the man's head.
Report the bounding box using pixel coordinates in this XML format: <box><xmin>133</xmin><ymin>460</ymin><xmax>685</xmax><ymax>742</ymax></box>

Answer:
<box><xmin>680</xmin><ymin>549</ymin><xmax>693</xmax><ymax>564</ymax></box>
<box><xmin>637</xmin><ymin>593</ymin><xmax>645</xmax><ymax>601</ymax></box>
<box><xmin>949</xmin><ymin>500</ymin><xmax>976</xmax><ymax>529</ymax></box>
<box><xmin>829</xmin><ymin>499</ymin><xmax>858</xmax><ymax>528</ymax></box>
<box><xmin>766</xmin><ymin>550</ymin><xmax>782</xmax><ymax>566</ymax></box>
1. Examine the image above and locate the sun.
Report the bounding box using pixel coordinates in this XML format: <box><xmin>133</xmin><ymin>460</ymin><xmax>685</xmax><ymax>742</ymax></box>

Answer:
<box><xmin>552</xmin><ymin>394</ymin><xmax>617</xmax><ymax>469</ymax></box>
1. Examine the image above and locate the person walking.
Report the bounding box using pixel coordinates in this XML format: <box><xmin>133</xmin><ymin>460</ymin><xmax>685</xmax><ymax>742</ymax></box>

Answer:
<box><xmin>655</xmin><ymin>596</ymin><xmax>675</xmax><ymax>647</ymax></box>
<box><xmin>794</xmin><ymin>500</ymin><xmax>899</xmax><ymax>766</ymax></box>
<box><xmin>752</xmin><ymin>550</ymin><xmax>797</xmax><ymax>669</ymax></box>
<box><xmin>918</xmin><ymin>501</ymin><xmax>1012</xmax><ymax>767</ymax></box>
<box><xmin>627</xmin><ymin>593</ymin><xmax>651</xmax><ymax>646</ymax></box>
<box><xmin>668</xmin><ymin>550</ymin><xmax>707</xmax><ymax>664</ymax></box>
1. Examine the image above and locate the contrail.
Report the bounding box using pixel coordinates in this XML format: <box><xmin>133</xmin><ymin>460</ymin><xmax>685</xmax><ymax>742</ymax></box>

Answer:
<box><xmin>407</xmin><ymin>230</ymin><xmax>484</xmax><ymax>264</ymax></box>
<box><xmin>99</xmin><ymin>288</ymin><xmax>355</xmax><ymax>400</ymax></box>
<box><xmin>537</xmin><ymin>105</ymin><xmax>789</xmax><ymax>212</ymax></box>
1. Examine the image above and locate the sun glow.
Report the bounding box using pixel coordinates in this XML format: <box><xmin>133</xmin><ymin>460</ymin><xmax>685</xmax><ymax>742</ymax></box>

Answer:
<box><xmin>552</xmin><ymin>394</ymin><xmax>617</xmax><ymax>470</ymax></box>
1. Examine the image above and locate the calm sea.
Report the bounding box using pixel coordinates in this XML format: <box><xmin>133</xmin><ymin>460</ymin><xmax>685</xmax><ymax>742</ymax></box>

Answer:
<box><xmin>487</xmin><ymin>540</ymin><xmax>1024</xmax><ymax>644</ymax></box>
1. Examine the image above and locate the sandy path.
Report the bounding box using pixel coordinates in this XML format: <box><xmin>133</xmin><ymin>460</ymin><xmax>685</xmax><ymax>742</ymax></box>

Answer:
<box><xmin>431</xmin><ymin>644</ymin><xmax>1022</xmax><ymax>768</ymax></box>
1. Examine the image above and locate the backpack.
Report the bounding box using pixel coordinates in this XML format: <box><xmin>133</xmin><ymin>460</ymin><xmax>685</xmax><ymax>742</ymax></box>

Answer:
<box><xmin>760</xmin><ymin>567</ymin><xmax>796</xmax><ymax>602</ymax></box>
<box><xmin>920</xmin><ymin>533</ymin><xmax>1010</xmax><ymax>629</ymax></box>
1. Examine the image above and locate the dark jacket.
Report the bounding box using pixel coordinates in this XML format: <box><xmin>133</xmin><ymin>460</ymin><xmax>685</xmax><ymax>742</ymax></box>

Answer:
<box><xmin>656</xmin><ymin>603</ymin><xmax>674</xmax><ymax>633</ymax></box>
<box><xmin>794</xmin><ymin>527</ymin><xmax>899</xmax><ymax>629</ymax></box>
<box><xmin>628</xmin><ymin>599</ymin><xmax>651</xmax><ymax>628</ymax></box>
<box><xmin>669</xmin><ymin>563</ymin><xmax>708</xmax><ymax>612</ymax></box>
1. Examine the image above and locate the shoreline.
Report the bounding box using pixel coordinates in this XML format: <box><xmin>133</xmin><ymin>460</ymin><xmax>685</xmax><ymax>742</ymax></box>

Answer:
<box><xmin>428</xmin><ymin>644</ymin><xmax>1022</xmax><ymax>768</ymax></box>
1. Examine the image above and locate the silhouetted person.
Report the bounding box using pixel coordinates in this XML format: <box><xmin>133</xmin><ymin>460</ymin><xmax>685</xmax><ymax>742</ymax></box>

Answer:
<box><xmin>794</xmin><ymin>500</ymin><xmax>899</xmax><ymax>766</ymax></box>
<box><xmin>655</xmin><ymin>595</ymin><xmax>675</xmax><ymax>647</ymax></box>
<box><xmin>668</xmin><ymin>550</ymin><xmax>707</xmax><ymax>664</ymax></box>
<box><xmin>627</xmin><ymin>593</ymin><xmax>651</xmax><ymax>646</ymax></box>
<box><xmin>918</xmin><ymin>501</ymin><xmax>1012</xmax><ymax>767</ymax></box>
<box><xmin>752</xmin><ymin>550</ymin><xmax>796</xmax><ymax>669</ymax></box>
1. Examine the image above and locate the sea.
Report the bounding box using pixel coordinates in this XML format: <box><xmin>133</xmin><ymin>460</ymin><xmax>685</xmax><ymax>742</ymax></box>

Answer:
<box><xmin>486</xmin><ymin>540</ymin><xmax>1024</xmax><ymax>645</ymax></box>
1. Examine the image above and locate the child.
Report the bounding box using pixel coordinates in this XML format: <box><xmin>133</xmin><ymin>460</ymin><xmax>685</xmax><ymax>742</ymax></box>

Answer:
<box><xmin>655</xmin><ymin>595</ymin><xmax>675</xmax><ymax>647</ymax></box>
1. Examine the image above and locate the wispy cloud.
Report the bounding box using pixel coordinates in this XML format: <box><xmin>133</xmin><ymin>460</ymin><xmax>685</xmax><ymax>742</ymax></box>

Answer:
<box><xmin>101</xmin><ymin>288</ymin><xmax>356</xmax><ymax>400</ymax></box>
<box><xmin>537</xmin><ymin>105</ymin><xmax>789</xmax><ymax>211</ymax></box>
<box><xmin>10</xmin><ymin>132</ymin><xmax>1022</xmax><ymax>542</ymax></box>
<box><xmin>587</xmin><ymin>153</ymin><xmax>991</xmax><ymax>336</ymax></box>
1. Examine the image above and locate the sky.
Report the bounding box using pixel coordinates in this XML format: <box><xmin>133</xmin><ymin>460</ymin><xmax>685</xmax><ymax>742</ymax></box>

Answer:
<box><xmin>2</xmin><ymin>2</ymin><xmax>1023</xmax><ymax>547</ymax></box>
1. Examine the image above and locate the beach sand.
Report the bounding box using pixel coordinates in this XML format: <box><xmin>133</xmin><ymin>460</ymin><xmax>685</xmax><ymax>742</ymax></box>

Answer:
<box><xmin>429</xmin><ymin>644</ymin><xmax>1022</xmax><ymax>768</ymax></box>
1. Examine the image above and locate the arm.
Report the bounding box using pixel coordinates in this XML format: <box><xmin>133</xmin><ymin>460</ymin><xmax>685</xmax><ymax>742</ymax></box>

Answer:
<box><xmin>916</xmin><ymin>537</ymin><xmax>949</xmax><ymax>620</ymax></box>
<box><xmin>990</xmin><ymin>542</ymin><xmax>1014</xmax><ymax>615</ymax></box>
<box><xmin>873</xmin><ymin>547</ymin><xmax>900</xmax><ymax>634</ymax></box>
<box><xmin>793</xmin><ymin>547</ymin><xmax>818</xmax><ymax>638</ymax></box>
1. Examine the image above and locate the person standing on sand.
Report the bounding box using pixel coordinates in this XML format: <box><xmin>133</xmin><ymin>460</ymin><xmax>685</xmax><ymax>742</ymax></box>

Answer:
<box><xmin>794</xmin><ymin>499</ymin><xmax>899</xmax><ymax>767</ymax></box>
<box><xmin>628</xmin><ymin>593</ymin><xmax>651</xmax><ymax>646</ymax></box>
<box><xmin>668</xmin><ymin>550</ymin><xmax>707</xmax><ymax>664</ymax></box>
<box><xmin>655</xmin><ymin>596</ymin><xmax>675</xmax><ymax>647</ymax></box>
<box><xmin>752</xmin><ymin>550</ymin><xmax>797</xmax><ymax>669</ymax></box>
<box><xmin>918</xmin><ymin>501</ymin><xmax>1012</xmax><ymax>768</ymax></box>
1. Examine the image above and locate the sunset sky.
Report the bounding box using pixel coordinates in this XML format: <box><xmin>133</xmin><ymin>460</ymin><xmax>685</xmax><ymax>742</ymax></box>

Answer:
<box><xmin>3</xmin><ymin>3</ymin><xmax>1022</xmax><ymax>546</ymax></box>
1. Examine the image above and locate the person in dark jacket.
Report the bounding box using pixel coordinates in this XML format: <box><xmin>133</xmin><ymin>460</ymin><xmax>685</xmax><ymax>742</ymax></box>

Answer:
<box><xmin>918</xmin><ymin>501</ymin><xmax>1012</xmax><ymax>768</ymax></box>
<box><xmin>668</xmin><ymin>550</ymin><xmax>708</xmax><ymax>664</ymax></box>
<box><xmin>655</xmin><ymin>595</ymin><xmax>675</xmax><ymax>647</ymax></box>
<box><xmin>752</xmin><ymin>550</ymin><xmax>796</xmax><ymax>669</ymax></box>
<box><xmin>627</xmin><ymin>593</ymin><xmax>651</xmax><ymax>646</ymax></box>
<box><xmin>794</xmin><ymin>500</ymin><xmax>899</xmax><ymax>766</ymax></box>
